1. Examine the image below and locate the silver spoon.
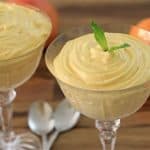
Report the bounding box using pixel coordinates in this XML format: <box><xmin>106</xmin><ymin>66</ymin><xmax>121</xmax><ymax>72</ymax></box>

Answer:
<box><xmin>48</xmin><ymin>99</ymin><xmax>80</xmax><ymax>149</ymax></box>
<box><xmin>28</xmin><ymin>101</ymin><xmax>54</xmax><ymax>150</ymax></box>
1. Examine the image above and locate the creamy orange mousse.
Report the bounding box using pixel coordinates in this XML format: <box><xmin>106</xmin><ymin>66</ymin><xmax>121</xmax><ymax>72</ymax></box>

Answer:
<box><xmin>0</xmin><ymin>2</ymin><xmax>51</xmax><ymax>60</ymax></box>
<box><xmin>53</xmin><ymin>33</ymin><xmax>150</xmax><ymax>90</ymax></box>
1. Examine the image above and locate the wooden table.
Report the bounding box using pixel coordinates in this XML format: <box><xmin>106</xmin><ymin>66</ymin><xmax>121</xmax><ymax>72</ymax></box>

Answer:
<box><xmin>14</xmin><ymin>1</ymin><xmax>150</xmax><ymax>150</ymax></box>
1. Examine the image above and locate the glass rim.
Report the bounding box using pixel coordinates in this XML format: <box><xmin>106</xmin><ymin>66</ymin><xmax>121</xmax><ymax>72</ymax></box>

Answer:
<box><xmin>0</xmin><ymin>2</ymin><xmax>52</xmax><ymax>62</ymax></box>
<box><xmin>45</xmin><ymin>23</ymin><xmax>150</xmax><ymax>94</ymax></box>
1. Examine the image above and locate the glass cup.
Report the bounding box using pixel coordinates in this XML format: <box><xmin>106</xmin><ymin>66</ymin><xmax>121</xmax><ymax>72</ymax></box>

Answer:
<box><xmin>0</xmin><ymin>44</ymin><xmax>45</xmax><ymax>150</ymax></box>
<box><xmin>45</xmin><ymin>24</ymin><xmax>150</xmax><ymax>150</ymax></box>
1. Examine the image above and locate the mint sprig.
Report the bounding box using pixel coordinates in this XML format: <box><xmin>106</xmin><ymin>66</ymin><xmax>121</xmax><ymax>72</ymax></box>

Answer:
<box><xmin>109</xmin><ymin>43</ymin><xmax>130</xmax><ymax>52</ymax></box>
<box><xmin>91</xmin><ymin>22</ymin><xmax>108</xmax><ymax>51</ymax></box>
<box><xmin>91</xmin><ymin>21</ymin><xmax>130</xmax><ymax>52</ymax></box>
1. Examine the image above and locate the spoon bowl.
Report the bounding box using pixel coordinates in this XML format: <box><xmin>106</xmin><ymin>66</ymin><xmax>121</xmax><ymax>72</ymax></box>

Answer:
<box><xmin>28</xmin><ymin>101</ymin><xmax>55</xmax><ymax>150</ymax></box>
<box><xmin>28</xmin><ymin>101</ymin><xmax>54</xmax><ymax>135</ymax></box>
<box><xmin>48</xmin><ymin>99</ymin><xmax>80</xmax><ymax>149</ymax></box>
<box><xmin>54</xmin><ymin>99</ymin><xmax>80</xmax><ymax>132</ymax></box>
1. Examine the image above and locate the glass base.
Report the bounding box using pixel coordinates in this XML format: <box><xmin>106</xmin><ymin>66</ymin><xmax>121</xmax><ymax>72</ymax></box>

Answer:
<box><xmin>0</xmin><ymin>132</ymin><xmax>41</xmax><ymax>150</ymax></box>
<box><xmin>96</xmin><ymin>119</ymin><xmax>120</xmax><ymax>150</ymax></box>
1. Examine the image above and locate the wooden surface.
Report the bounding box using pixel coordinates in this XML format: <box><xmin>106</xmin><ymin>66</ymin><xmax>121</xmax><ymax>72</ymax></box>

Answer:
<box><xmin>14</xmin><ymin>1</ymin><xmax>150</xmax><ymax>150</ymax></box>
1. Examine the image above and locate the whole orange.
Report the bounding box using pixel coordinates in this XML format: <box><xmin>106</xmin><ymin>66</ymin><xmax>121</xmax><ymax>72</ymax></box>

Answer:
<box><xmin>130</xmin><ymin>18</ymin><xmax>150</xmax><ymax>44</ymax></box>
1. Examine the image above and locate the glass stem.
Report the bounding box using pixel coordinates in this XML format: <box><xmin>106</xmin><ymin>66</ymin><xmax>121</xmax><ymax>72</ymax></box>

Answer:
<box><xmin>95</xmin><ymin>119</ymin><xmax>120</xmax><ymax>150</ymax></box>
<box><xmin>0</xmin><ymin>90</ymin><xmax>16</xmax><ymax>141</ymax></box>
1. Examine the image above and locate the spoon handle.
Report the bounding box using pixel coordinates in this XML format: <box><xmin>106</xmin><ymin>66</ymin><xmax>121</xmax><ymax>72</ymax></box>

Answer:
<box><xmin>48</xmin><ymin>131</ymin><xmax>59</xmax><ymax>149</ymax></box>
<box><xmin>42</xmin><ymin>135</ymin><xmax>48</xmax><ymax>150</ymax></box>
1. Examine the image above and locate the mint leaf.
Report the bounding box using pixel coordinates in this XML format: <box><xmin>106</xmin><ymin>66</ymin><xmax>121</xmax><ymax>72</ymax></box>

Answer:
<box><xmin>91</xmin><ymin>21</ymin><xmax>108</xmax><ymax>51</ymax></box>
<box><xmin>90</xmin><ymin>21</ymin><xmax>130</xmax><ymax>52</ymax></box>
<box><xmin>109</xmin><ymin>43</ymin><xmax>130</xmax><ymax>52</ymax></box>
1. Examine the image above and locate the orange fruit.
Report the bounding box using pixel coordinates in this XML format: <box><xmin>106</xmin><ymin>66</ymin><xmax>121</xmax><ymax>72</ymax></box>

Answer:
<box><xmin>130</xmin><ymin>18</ymin><xmax>150</xmax><ymax>44</ymax></box>
<box><xmin>137</xmin><ymin>18</ymin><xmax>150</xmax><ymax>30</ymax></box>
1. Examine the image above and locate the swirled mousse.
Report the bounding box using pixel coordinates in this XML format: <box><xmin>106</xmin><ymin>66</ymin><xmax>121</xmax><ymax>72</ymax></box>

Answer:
<box><xmin>53</xmin><ymin>33</ymin><xmax>150</xmax><ymax>90</ymax></box>
<box><xmin>0</xmin><ymin>2</ymin><xmax>51</xmax><ymax>60</ymax></box>
<box><xmin>0</xmin><ymin>2</ymin><xmax>51</xmax><ymax>90</ymax></box>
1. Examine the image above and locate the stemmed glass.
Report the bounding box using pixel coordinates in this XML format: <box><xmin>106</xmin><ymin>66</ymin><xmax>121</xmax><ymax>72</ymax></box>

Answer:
<box><xmin>0</xmin><ymin>2</ymin><xmax>52</xmax><ymax>149</ymax></box>
<box><xmin>45</xmin><ymin>24</ymin><xmax>150</xmax><ymax>150</ymax></box>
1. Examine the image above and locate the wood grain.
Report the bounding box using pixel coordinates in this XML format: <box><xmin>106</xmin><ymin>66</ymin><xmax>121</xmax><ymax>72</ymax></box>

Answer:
<box><xmin>56</xmin><ymin>3</ymin><xmax>150</xmax><ymax>33</ymax></box>
<box><xmin>14</xmin><ymin>1</ymin><xmax>150</xmax><ymax>150</ymax></box>
<box><xmin>51</xmin><ymin>0</ymin><xmax>150</xmax><ymax>7</ymax></box>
